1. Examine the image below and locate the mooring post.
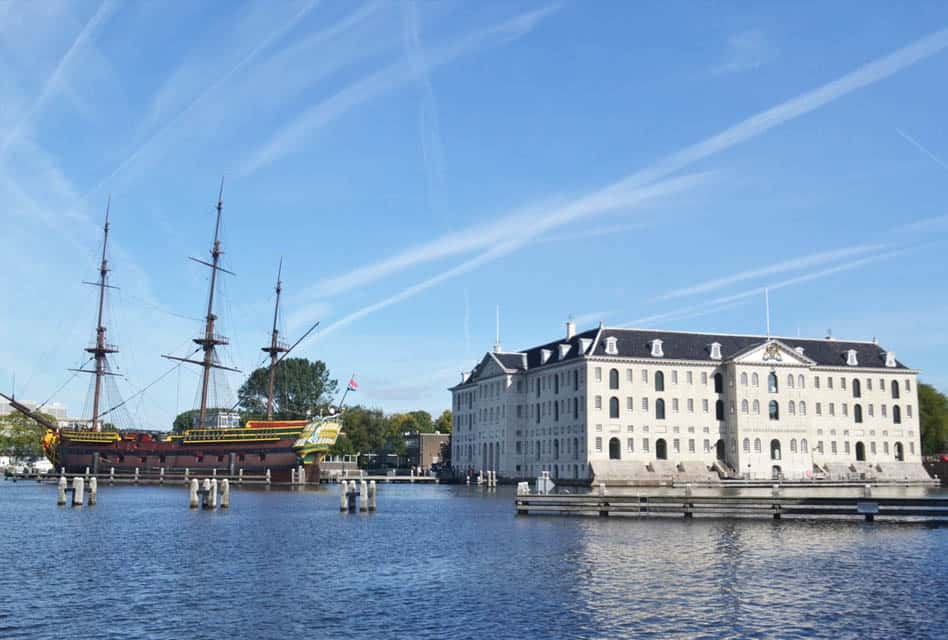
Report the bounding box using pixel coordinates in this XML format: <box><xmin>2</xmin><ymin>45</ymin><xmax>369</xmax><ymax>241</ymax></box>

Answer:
<box><xmin>189</xmin><ymin>479</ymin><xmax>199</xmax><ymax>509</ymax></box>
<box><xmin>465</xmin><ymin>474</ymin><xmax>470</xmax><ymax>485</ymax></box>
<box><xmin>299</xmin><ymin>465</ymin><xmax>306</xmax><ymax>486</ymax></box>
<box><xmin>57</xmin><ymin>475</ymin><xmax>67</xmax><ymax>506</ymax></box>
<box><xmin>368</xmin><ymin>480</ymin><xmax>377</xmax><ymax>511</ymax></box>
<box><xmin>360</xmin><ymin>480</ymin><xmax>368</xmax><ymax>512</ymax></box>
<box><xmin>85</xmin><ymin>466</ymin><xmax>90</xmax><ymax>480</ymax></box>
<box><xmin>340</xmin><ymin>480</ymin><xmax>349</xmax><ymax>511</ymax></box>
<box><xmin>159</xmin><ymin>468</ymin><xmax>165</xmax><ymax>485</ymax></box>
<box><xmin>220</xmin><ymin>479</ymin><xmax>230</xmax><ymax>509</ymax></box>
<box><xmin>201</xmin><ymin>478</ymin><xmax>211</xmax><ymax>509</ymax></box>
<box><xmin>88</xmin><ymin>477</ymin><xmax>97</xmax><ymax>506</ymax></box>
<box><xmin>72</xmin><ymin>477</ymin><xmax>85</xmax><ymax>507</ymax></box>
<box><xmin>410</xmin><ymin>468</ymin><xmax>415</xmax><ymax>483</ymax></box>
<box><xmin>209</xmin><ymin>479</ymin><xmax>218</xmax><ymax>509</ymax></box>
<box><xmin>212</xmin><ymin>467</ymin><xmax>217</xmax><ymax>478</ymax></box>
<box><xmin>134</xmin><ymin>467</ymin><xmax>139</xmax><ymax>484</ymax></box>
<box><xmin>238</xmin><ymin>468</ymin><xmax>243</xmax><ymax>485</ymax></box>
<box><xmin>266</xmin><ymin>469</ymin><xmax>271</xmax><ymax>486</ymax></box>
<box><xmin>109</xmin><ymin>467</ymin><xmax>115</xmax><ymax>485</ymax></box>
<box><xmin>290</xmin><ymin>467</ymin><xmax>296</xmax><ymax>486</ymax></box>
<box><xmin>347</xmin><ymin>483</ymin><xmax>357</xmax><ymax>513</ymax></box>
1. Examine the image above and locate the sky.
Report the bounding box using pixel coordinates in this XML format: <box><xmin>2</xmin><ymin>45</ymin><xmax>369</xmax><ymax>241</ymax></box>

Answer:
<box><xmin>1</xmin><ymin>1</ymin><xmax>947</xmax><ymax>429</ymax></box>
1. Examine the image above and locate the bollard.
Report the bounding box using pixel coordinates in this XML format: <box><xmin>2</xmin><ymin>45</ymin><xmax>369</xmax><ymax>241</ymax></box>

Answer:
<box><xmin>57</xmin><ymin>475</ymin><xmax>67</xmax><ymax>505</ymax></box>
<box><xmin>299</xmin><ymin>465</ymin><xmax>306</xmax><ymax>485</ymax></box>
<box><xmin>360</xmin><ymin>480</ymin><xmax>368</xmax><ymax>512</ymax></box>
<box><xmin>517</xmin><ymin>481</ymin><xmax>529</xmax><ymax>496</ymax></box>
<box><xmin>598</xmin><ymin>482</ymin><xmax>606</xmax><ymax>497</ymax></box>
<box><xmin>266</xmin><ymin>469</ymin><xmax>271</xmax><ymax>486</ymax></box>
<box><xmin>291</xmin><ymin>467</ymin><xmax>296</xmax><ymax>485</ymax></box>
<box><xmin>465</xmin><ymin>474</ymin><xmax>470</xmax><ymax>485</ymax></box>
<box><xmin>238</xmin><ymin>468</ymin><xmax>244</xmax><ymax>485</ymax></box>
<box><xmin>72</xmin><ymin>477</ymin><xmax>85</xmax><ymax>506</ymax></box>
<box><xmin>184</xmin><ymin>468</ymin><xmax>190</xmax><ymax>482</ymax></box>
<box><xmin>220</xmin><ymin>479</ymin><xmax>230</xmax><ymax>509</ymax></box>
<box><xmin>410</xmin><ymin>468</ymin><xmax>415</xmax><ymax>483</ymax></box>
<box><xmin>109</xmin><ymin>467</ymin><xmax>115</xmax><ymax>485</ymax></box>
<box><xmin>212</xmin><ymin>467</ymin><xmax>217</xmax><ymax>478</ymax></box>
<box><xmin>368</xmin><ymin>480</ymin><xmax>377</xmax><ymax>511</ymax></box>
<box><xmin>864</xmin><ymin>484</ymin><xmax>872</xmax><ymax>497</ymax></box>
<box><xmin>340</xmin><ymin>480</ymin><xmax>349</xmax><ymax>511</ymax></box>
<box><xmin>160</xmin><ymin>468</ymin><xmax>165</xmax><ymax>485</ymax></box>
<box><xmin>85</xmin><ymin>466</ymin><xmax>90</xmax><ymax>480</ymax></box>
<box><xmin>772</xmin><ymin>483</ymin><xmax>781</xmax><ymax>498</ymax></box>
<box><xmin>134</xmin><ymin>467</ymin><xmax>140</xmax><ymax>484</ymax></box>
<box><xmin>88</xmin><ymin>477</ymin><xmax>98</xmax><ymax>505</ymax></box>
<box><xmin>202</xmin><ymin>478</ymin><xmax>211</xmax><ymax>509</ymax></box>
<box><xmin>209</xmin><ymin>479</ymin><xmax>218</xmax><ymax>509</ymax></box>
<box><xmin>189</xmin><ymin>479</ymin><xmax>199</xmax><ymax>509</ymax></box>
<box><xmin>347</xmin><ymin>483</ymin><xmax>357</xmax><ymax>513</ymax></box>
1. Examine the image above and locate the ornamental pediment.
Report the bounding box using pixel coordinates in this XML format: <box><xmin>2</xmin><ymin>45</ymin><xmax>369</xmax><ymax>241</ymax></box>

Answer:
<box><xmin>730</xmin><ymin>340</ymin><xmax>815</xmax><ymax>366</ymax></box>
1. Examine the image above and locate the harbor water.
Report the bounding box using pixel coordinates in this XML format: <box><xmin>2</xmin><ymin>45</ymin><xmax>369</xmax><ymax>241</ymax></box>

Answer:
<box><xmin>2</xmin><ymin>480</ymin><xmax>947</xmax><ymax>639</ymax></box>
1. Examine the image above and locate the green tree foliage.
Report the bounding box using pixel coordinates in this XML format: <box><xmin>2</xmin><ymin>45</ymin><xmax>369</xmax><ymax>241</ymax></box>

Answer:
<box><xmin>919</xmin><ymin>383</ymin><xmax>948</xmax><ymax>455</ymax></box>
<box><xmin>237</xmin><ymin>358</ymin><xmax>337</xmax><ymax>420</ymax></box>
<box><xmin>0</xmin><ymin>411</ymin><xmax>53</xmax><ymax>460</ymax></box>
<box><xmin>434</xmin><ymin>409</ymin><xmax>452</xmax><ymax>433</ymax></box>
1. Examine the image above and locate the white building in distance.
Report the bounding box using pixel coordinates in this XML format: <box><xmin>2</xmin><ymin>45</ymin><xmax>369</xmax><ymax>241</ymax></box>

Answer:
<box><xmin>449</xmin><ymin>322</ymin><xmax>930</xmax><ymax>484</ymax></box>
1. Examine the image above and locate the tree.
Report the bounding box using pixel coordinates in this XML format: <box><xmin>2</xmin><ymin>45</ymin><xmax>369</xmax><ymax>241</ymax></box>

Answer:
<box><xmin>0</xmin><ymin>411</ymin><xmax>53</xmax><ymax>460</ymax></box>
<box><xmin>434</xmin><ymin>409</ymin><xmax>452</xmax><ymax>433</ymax></box>
<box><xmin>919</xmin><ymin>383</ymin><xmax>948</xmax><ymax>455</ymax></box>
<box><xmin>237</xmin><ymin>358</ymin><xmax>337</xmax><ymax>420</ymax></box>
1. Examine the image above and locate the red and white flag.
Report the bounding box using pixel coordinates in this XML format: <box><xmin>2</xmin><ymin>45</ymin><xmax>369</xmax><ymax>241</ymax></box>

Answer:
<box><xmin>347</xmin><ymin>376</ymin><xmax>358</xmax><ymax>391</ymax></box>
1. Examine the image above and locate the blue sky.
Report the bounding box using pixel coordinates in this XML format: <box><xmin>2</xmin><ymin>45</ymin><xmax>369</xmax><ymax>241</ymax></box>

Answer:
<box><xmin>2</xmin><ymin>1</ymin><xmax>947</xmax><ymax>428</ymax></box>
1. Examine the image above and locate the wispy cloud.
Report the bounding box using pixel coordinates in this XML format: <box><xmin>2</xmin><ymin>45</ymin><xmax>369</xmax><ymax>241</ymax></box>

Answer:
<box><xmin>311</xmin><ymin>27</ymin><xmax>948</xmax><ymax>302</ymax></box>
<box><xmin>624</xmin><ymin>248</ymin><xmax>910</xmax><ymax>327</ymax></box>
<box><xmin>896</xmin><ymin>213</ymin><xmax>948</xmax><ymax>234</ymax></box>
<box><xmin>570</xmin><ymin>311</ymin><xmax>615</xmax><ymax>328</ymax></box>
<box><xmin>658</xmin><ymin>244</ymin><xmax>886</xmax><ymax>301</ymax></box>
<box><xmin>895</xmin><ymin>127</ymin><xmax>948</xmax><ymax>172</ymax></box>
<box><xmin>240</xmin><ymin>4</ymin><xmax>561</xmax><ymax>175</ymax></box>
<box><xmin>712</xmin><ymin>29</ymin><xmax>778</xmax><ymax>76</ymax></box>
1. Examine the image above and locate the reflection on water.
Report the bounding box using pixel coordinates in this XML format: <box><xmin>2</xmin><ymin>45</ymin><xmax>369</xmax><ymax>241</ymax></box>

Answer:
<box><xmin>1</xmin><ymin>482</ymin><xmax>947</xmax><ymax>639</ymax></box>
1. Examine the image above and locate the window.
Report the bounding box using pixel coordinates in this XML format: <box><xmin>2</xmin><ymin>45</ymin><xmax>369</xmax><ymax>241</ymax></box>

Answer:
<box><xmin>595</xmin><ymin>437</ymin><xmax>602</xmax><ymax>452</ymax></box>
<box><xmin>752</xmin><ymin>372</ymin><xmax>759</xmax><ymax>387</ymax></box>
<box><xmin>741</xmin><ymin>399</ymin><xmax>749</xmax><ymax>414</ymax></box>
<box><xmin>605</xmin><ymin>337</ymin><xmax>618</xmax><ymax>355</ymax></box>
<box><xmin>672</xmin><ymin>398</ymin><xmax>679</xmax><ymax>413</ymax></box>
<box><xmin>816</xmin><ymin>402</ymin><xmax>822</xmax><ymax>416</ymax></box>
<box><xmin>769</xmin><ymin>400</ymin><xmax>780</xmax><ymax>421</ymax></box>
<box><xmin>627</xmin><ymin>438</ymin><xmax>634</xmax><ymax>452</ymax></box>
<box><xmin>844</xmin><ymin>441</ymin><xmax>851</xmax><ymax>455</ymax></box>
<box><xmin>829</xmin><ymin>403</ymin><xmax>835</xmax><ymax>417</ymax></box>
<box><xmin>801</xmin><ymin>439</ymin><xmax>809</xmax><ymax>453</ymax></box>
<box><xmin>554</xmin><ymin>402</ymin><xmax>559</xmax><ymax>421</ymax></box>
<box><xmin>702</xmin><ymin>399</ymin><xmax>709</xmax><ymax>413</ymax></box>
<box><xmin>687</xmin><ymin>371</ymin><xmax>693</xmax><ymax>384</ymax></box>
<box><xmin>655</xmin><ymin>371</ymin><xmax>665</xmax><ymax>392</ymax></box>
<box><xmin>787</xmin><ymin>374</ymin><xmax>795</xmax><ymax>389</ymax></box>
<box><xmin>627</xmin><ymin>397</ymin><xmax>634</xmax><ymax>411</ymax></box>
<box><xmin>907</xmin><ymin>405</ymin><xmax>913</xmax><ymax>418</ymax></box>
<box><xmin>715</xmin><ymin>400</ymin><xmax>724</xmax><ymax>420</ymax></box>
<box><xmin>656</xmin><ymin>399</ymin><xmax>666</xmax><ymax>420</ymax></box>
<box><xmin>815</xmin><ymin>376</ymin><xmax>820</xmax><ymax>389</ymax></box>
<box><xmin>816</xmin><ymin>441</ymin><xmax>824</xmax><ymax>454</ymax></box>
<box><xmin>740</xmin><ymin>372</ymin><xmax>748</xmax><ymax>386</ymax></box>
<box><xmin>891</xmin><ymin>380</ymin><xmax>900</xmax><ymax>399</ymax></box>
<box><xmin>753</xmin><ymin>399</ymin><xmax>760</xmax><ymax>415</ymax></box>
<box><xmin>841</xmin><ymin>377</ymin><xmax>847</xmax><ymax>390</ymax></box>
<box><xmin>788</xmin><ymin>400</ymin><xmax>796</xmax><ymax>415</ymax></box>
<box><xmin>701</xmin><ymin>372</ymin><xmax>708</xmax><ymax>385</ymax></box>
<box><xmin>688</xmin><ymin>438</ymin><xmax>695</xmax><ymax>453</ymax></box>
<box><xmin>626</xmin><ymin>369</ymin><xmax>633</xmax><ymax>383</ymax></box>
<box><xmin>882</xmin><ymin>404</ymin><xmax>887</xmax><ymax>418</ymax></box>
<box><xmin>828</xmin><ymin>377</ymin><xmax>834</xmax><ymax>390</ymax></box>
<box><xmin>672</xmin><ymin>371</ymin><xmax>678</xmax><ymax>384</ymax></box>
<box><xmin>743</xmin><ymin>438</ymin><xmax>750</xmax><ymax>452</ymax></box>
<box><xmin>893</xmin><ymin>405</ymin><xmax>902</xmax><ymax>424</ymax></box>
<box><xmin>609</xmin><ymin>368</ymin><xmax>619</xmax><ymax>390</ymax></box>
<box><xmin>687</xmin><ymin>398</ymin><xmax>694</xmax><ymax>413</ymax></box>
<box><xmin>798</xmin><ymin>374</ymin><xmax>805</xmax><ymax>389</ymax></box>
<box><xmin>800</xmin><ymin>401</ymin><xmax>806</xmax><ymax>416</ymax></box>
<box><xmin>673</xmin><ymin>438</ymin><xmax>680</xmax><ymax>453</ymax></box>
<box><xmin>642</xmin><ymin>438</ymin><xmax>649</xmax><ymax>453</ymax></box>
<box><xmin>767</xmin><ymin>372</ymin><xmax>778</xmax><ymax>393</ymax></box>
<box><xmin>642</xmin><ymin>370</ymin><xmax>648</xmax><ymax>383</ymax></box>
<box><xmin>704</xmin><ymin>439</ymin><xmax>710</xmax><ymax>453</ymax></box>
<box><xmin>854</xmin><ymin>404</ymin><xmax>863</xmax><ymax>423</ymax></box>
<box><xmin>595</xmin><ymin>367</ymin><xmax>602</xmax><ymax>383</ymax></box>
<box><xmin>655</xmin><ymin>438</ymin><xmax>667</xmax><ymax>459</ymax></box>
<box><xmin>641</xmin><ymin>397</ymin><xmax>649</xmax><ymax>411</ymax></box>
<box><xmin>754</xmin><ymin>438</ymin><xmax>762</xmax><ymax>453</ymax></box>
<box><xmin>790</xmin><ymin>439</ymin><xmax>797</xmax><ymax>453</ymax></box>
<box><xmin>770</xmin><ymin>439</ymin><xmax>781</xmax><ymax>461</ymax></box>
<box><xmin>831</xmin><ymin>441</ymin><xmax>838</xmax><ymax>455</ymax></box>
<box><xmin>713</xmin><ymin>373</ymin><xmax>723</xmax><ymax>393</ymax></box>
<box><xmin>608</xmin><ymin>437</ymin><xmax>620</xmax><ymax>460</ymax></box>
<box><xmin>595</xmin><ymin>396</ymin><xmax>602</xmax><ymax>410</ymax></box>
<box><xmin>905</xmin><ymin>379</ymin><xmax>911</xmax><ymax>392</ymax></box>
<box><xmin>853</xmin><ymin>378</ymin><xmax>861</xmax><ymax>398</ymax></box>
<box><xmin>609</xmin><ymin>397</ymin><xmax>619</xmax><ymax>419</ymax></box>
<box><xmin>842</xmin><ymin>403</ymin><xmax>848</xmax><ymax>417</ymax></box>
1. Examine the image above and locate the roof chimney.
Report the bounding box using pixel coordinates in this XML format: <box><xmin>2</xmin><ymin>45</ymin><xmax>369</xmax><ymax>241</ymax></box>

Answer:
<box><xmin>566</xmin><ymin>319</ymin><xmax>576</xmax><ymax>340</ymax></box>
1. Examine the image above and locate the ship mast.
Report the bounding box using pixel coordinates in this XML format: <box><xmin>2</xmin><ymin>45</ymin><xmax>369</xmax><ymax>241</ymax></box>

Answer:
<box><xmin>162</xmin><ymin>178</ymin><xmax>240</xmax><ymax>428</ymax></box>
<box><xmin>261</xmin><ymin>259</ymin><xmax>289</xmax><ymax>420</ymax></box>
<box><xmin>73</xmin><ymin>198</ymin><xmax>119</xmax><ymax>431</ymax></box>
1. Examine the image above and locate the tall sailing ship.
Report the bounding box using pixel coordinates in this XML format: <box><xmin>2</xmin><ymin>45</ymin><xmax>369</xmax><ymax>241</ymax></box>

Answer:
<box><xmin>1</xmin><ymin>184</ymin><xmax>340</xmax><ymax>482</ymax></box>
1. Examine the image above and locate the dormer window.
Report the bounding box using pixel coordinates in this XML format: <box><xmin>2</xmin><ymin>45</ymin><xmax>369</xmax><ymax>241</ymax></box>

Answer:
<box><xmin>885</xmin><ymin>351</ymin><xmax>896</xmax><ymax>368</ymax></box>
<box><xmin>540</xmin><ymin>349</ymin><xmax>552</xmax><ymax>364</ymax></box>
<box><xmin>650</xmin><ymin>339</ymin><xmax>664</xmax><ymax>358</ymax></box>
<box><xmin>579</xmin><ymin>338</ymin><xmax>593</xmax><ymax>354</ymax></box>
<box><xmin>794</xmin><ymin>347</ymin><xmax>805</xmax><ymax>356</ymax></box>
<box><xmin>604</xmin><ymin>336</ymin><xmax>618</xmax><ymax>355</ymax></box>
<box><xmin>558</xmin><ymin>343</ymin><xmax>571</xmax><ymax>360</ymax></box>
<box><xmin>709</xmin><ymin>342</ymin><xmax>722</xmax><ymax>360</ymax></box>
<box><xmin>846</xmin><ymin>349</ymin><xmax>858</xmax><ymax>366</ymax></box>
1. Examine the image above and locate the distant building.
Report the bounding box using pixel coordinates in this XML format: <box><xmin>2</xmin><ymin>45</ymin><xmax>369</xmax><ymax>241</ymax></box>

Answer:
<box><xmin>404</xmin><ymin>432</ymin><xmax>450</xmax><ymax>470</ymax></box>
<box><xmin>450</xmin><ymin>321</ymin><xmax>929</xmax><ymax>484</ymax></box>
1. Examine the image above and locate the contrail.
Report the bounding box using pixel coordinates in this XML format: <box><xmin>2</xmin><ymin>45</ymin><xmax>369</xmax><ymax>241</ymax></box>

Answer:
<box><xmin>896</xmin><ymin>127</ymin><xmax>948</xmax><ymax>172</ymax></box>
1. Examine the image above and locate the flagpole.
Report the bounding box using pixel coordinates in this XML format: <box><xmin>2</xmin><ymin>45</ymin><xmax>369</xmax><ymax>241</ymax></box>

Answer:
<box><xmin>337</xmin><ymin>372</ymin><xmax>356</xmax><ymax>413</ymax></box>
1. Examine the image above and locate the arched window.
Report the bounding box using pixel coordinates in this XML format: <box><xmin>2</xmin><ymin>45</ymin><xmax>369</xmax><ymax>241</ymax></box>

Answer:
<box><xmin>855</xmin><ymin>441</ymin><xmax>866</xmax><ymax>462</ymax></box>
<box><xmin>854</xmin><ymin>404</ymin><xmax>863</xmax><ymax>423</ymax></box>
<box><xmin>609</xmin><ymin>368</ymin><xmax>619</xmax><ymax>390</ymax></box>
<box><xmin>655</xmin><ymin>438</ymin><xmax>667</xmax><ymax>460</ymax></box>
<box><xmin>788</xmin><ymin>400</ymin><xmax>796</xmax><ymax>415</ymax></box>
<box><xmin>798</xmin><ymin>374</ymin><xmax>805</xmax><ymax>389</ymax></box>
<box><xmin>741</xmin><ymin>399</ymin><xmax>749</xmax><ymax>414</ymax></box>
<box><xmin>801</xmin><ymin>438</ymin><xmax>808</xmax><ymax>453</ymax></box>
<box><xmin>787</xmin><ymin>374</ymin><xmax>794</xmax><ymax>389</ymax></box>
<box><xmin>769</xmin><ymin>400</ymin><xmax>780</xmax><ymax>421</ymax></box>
<box><xmin>853</xmin><ymin>378</ymin><xmax>861</xmax><ymax>398</ymax></box>
<box><xmin>770</xmin><ymin>439</ymin><xmax>781</xmax><ymax>460</ymax></box>
<box><xmin>894</xmin><ymin>442</ymin><xmax>904</xmax><ymax>461</ymax></box>
<box><xmin>893</xmin><ymin>405</ymin><xmax>901</xmax><ymax>424</ymax></box>
<box><xmin>656</xmin><ymin>398</ymin><xmax>666</xmax><ymax>420</ymax></box>
<box><xmin>799</xmin><ymin>401</ymin><xmax>807</xmax><ymax>416</ymax></box>
<box><xmin>891</xmin><ymin>380</ymin><xmax>900</xmax><ymax>399</ymax></box>
<box><xmin>713</xmin><ymin>373</ymin><xmax>723</xmax><ymax>393</ymax></box>
<box><xmin>790</xmin><ymin>438</ymin><xmax>797</xmax><ymax>453</ymax></box>
<box><xmin>768</xmin><ymin>372</ymin><xmax>778</xmax><ymax>393</ymax></box>
<box><xmin>740</xmin><ymin>372</ymin><xmax>748</xmax><ymax>386</ymax></box>
<box><xmin>655</xmin><ymin>371</ymin><xmax>665</xmax><ymax>392</ymax></box>
<box><xmin>743</xmin><ymin>438</ymin><xmax>750</xmax><ymax>452</ymax></box>
<box><xmin>754</xmin><ymin>438</ymin><xmax>762</xmax><ymax>453</ymax></box>
<box><xmin>609</xmin><ymin>437</ymin><xmax>620</xmax><ymax>460</ymax></box>
<box><xmin>752</xmin><ymin>373</ymin><xmax>759</xmax><ymax>387</ymax></box>
<box><xmin>751</xmin><ymin>400</ymin><xmax>759</xmax><ymax>415</ymax></box>
<box><xmin>715</xmin><ymin>399</ymin><xmax>724</xmax><ymax>420</ymax></box>
<box><xmin>609</xmin><ymin>397</ymin><xmax>619</xmax><ymax>419</ymax></box>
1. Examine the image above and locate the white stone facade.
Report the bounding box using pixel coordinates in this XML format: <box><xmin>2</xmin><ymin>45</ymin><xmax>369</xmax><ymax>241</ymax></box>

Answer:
<box><xmin>449</xmin><ymin>325</ymin><xmax>924</xmax><ymax>483</ymax></box>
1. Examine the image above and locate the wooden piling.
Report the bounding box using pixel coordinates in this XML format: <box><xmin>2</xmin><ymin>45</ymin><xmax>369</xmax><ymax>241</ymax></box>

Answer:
<box><xmin>201</xmin><ymin>478</ymin><xmax>211</xmax><ymax>509</ymax></box>
<box><xmin>209</xmin><ymin>479</ymin><xmax>218</xmax><ymax>509</ymax></box>
<box><xmin>57</xmin><ymin>475</ymin><xmax>67</xmax><ymax>506</ymax></box>
<box><xmin>72</xmin><ymin>477</ymin><xmax>85</xmax><ymax>507</ymax></box>
<box><xmin>109</xmin><ymin>467</ymin><xmax>115</xmax><ymax>485</ymax></box>
<box><xmin>299</xmin><ymin>465</ymin><xmax>305</xmax><ymax>485</ymax></box>
<box><xmin>368</xmin><ymin>480</ymin><xmax>377</xmax><ymax>511</ymax></box>
<box><xmin>266</xmin><ymin>469</ymin><xmax>271</xmax><ymax>486</ymax></box>
<box><xmin>340</xmin><ymin>480</ymin><xmax>349</xmax><ymax>511</ymax></box>
<box><xmin>220</xmin><ymin>479</ymin><xmax>230</xmax><ymax>509</ymax></box>
<box><xmin>189</xmin><ymin>479</ymin><xmax>199</xmax><ymax>509</ymax></box>
<box><xmin>360</xmin><ymin>480</ymin><xmax>368</xmax><ymax>512</ymax></box>
<box><xmin>88</xmin><ymin>477</ymin><xmax>97</xmax><ymax>505</ymax></box>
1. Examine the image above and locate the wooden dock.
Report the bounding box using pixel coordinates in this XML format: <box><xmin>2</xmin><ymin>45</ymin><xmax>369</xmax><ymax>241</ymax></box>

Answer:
<box><xmin>514</xmin><ymin>492</ymin><xmax>948</xmax><ymax>523</ymax></box>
